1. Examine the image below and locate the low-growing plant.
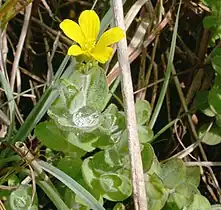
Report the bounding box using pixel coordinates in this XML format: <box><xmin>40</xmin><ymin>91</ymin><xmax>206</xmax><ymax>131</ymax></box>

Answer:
<box><xmin>1</xmin><ymin>1</ymin><xmax>221</xmax><ymax>210</ymax></box>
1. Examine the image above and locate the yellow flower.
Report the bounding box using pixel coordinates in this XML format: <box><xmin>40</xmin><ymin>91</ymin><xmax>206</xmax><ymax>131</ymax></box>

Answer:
<box><xmin>60</xmin><ymin>10</ymin><xmax>125</xmax><ymax>64</ymax></box>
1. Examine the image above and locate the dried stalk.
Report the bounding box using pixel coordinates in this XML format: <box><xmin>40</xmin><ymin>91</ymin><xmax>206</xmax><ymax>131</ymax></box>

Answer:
<box><xmin>10</xmin><ymin>3</ymin><xmax>33</xmax><ymax>91</ymax></box>
<box><xmin>112</xmin><ymin>0</ymin><xmax>148</xmax><ymax>209</ymax></box>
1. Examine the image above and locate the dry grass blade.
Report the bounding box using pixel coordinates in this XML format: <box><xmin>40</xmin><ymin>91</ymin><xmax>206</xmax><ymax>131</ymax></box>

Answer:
<box><xmin>107</xmin><ymin>11</ymin><xmax>171</xmax><ymax>86</ymax></box>
<box><xmin>112</xmin><ymin>0</ymin><xmax>147</xmax><ymax>209</ymax></box>
<box><xmin>10</xmin><ymin>3</ymin><xmax>32</xmax><ymax>91</ymax></box>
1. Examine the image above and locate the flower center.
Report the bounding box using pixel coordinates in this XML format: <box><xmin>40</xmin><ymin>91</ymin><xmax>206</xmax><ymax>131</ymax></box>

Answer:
<box><xmin>82</xmin><ymin>39</ymin><xmax>96</xmax><ymax>52</ymax></box>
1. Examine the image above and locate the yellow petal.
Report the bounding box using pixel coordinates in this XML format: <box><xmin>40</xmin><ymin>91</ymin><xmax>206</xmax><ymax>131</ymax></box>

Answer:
<box><xmin>95</xmin><ymin>27</ymin><xmax>125</xmax><ymax>49</ymax></box>
<box><xmin>91</xmin><ymin>47</ymin><xmax>113</xmax><ymax>64</ymax></box>
<box><xmin>60</xmin><ymin>19</ymin><xmax>84</xmax><ymax>46</ymax></box>
<box><xmin>79</xmin><ymin>10</ymin><xmax>100</xmax><ymax>42</ymax></box>
<box><xmin>68</xmin><ymin>45</ymin><xmax>83</xmax><ymax>56</ymax></box>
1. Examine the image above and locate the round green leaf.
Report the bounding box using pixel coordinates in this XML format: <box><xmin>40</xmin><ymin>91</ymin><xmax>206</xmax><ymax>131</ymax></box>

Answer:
<box><xmin>195</xmin><ymin>91</ymin><xmax>215</xmax><ymax>117</ymax></box>
<box><xmin>141</xmin><ymin>143</ymin><xmax>154</xmax><ymax>173</ymax></box>
<box><xmin>212</xmin><ymin>204</ymin><xmax>221</xmax><ymax>210</ymax></box>
<box><xmin>113</xmin><ymin>203</ymin><xmax>126</xmax><ymax>210</ymax></box>
<box><xmin>135</xmin><ymin>100</ymin><xmax>152</xmax><ymax>125</ymax></box>
<box><xmin>91</xmin><ymin>150</ymin><xmax>122</xmax><ymax>173</ymax></box>
<box><xmin>199</xmin><ymin>123</ymin><xmax>221</xmax><ymax>145</ymax></box>
<box><xmin>82</xmin><ymin>158</ymin><xmax>99</xmax><ymax>189</ymax></box>
<box><xmin>216</xmin><ymin>114</ymin><xmax>221</xmax><ymax>127</ymax></box>
<box><xmin>209</xmin><ymin>75</ymin><xmax>221</xmax><ymax>114</ymax></box>
<box><xmin>69</xmin><ymin>64</ymin><xmax>109</xmax><ymax>112</ymax></box>
<box><xmin>168</xmin><ymin>183</ymin><xmax>199</xmax><ymax>209</ymax></box>
<box><xmin>99</xmin><ymin>173</ymin><xmax>132</xmax><ymax>201</ymax></box>
<box><xmin>188</xmin><ymin>194</ymin><xmax>211</xmax><ymax>210</ymax></box>
<box><xmin>159</xmin><ymin>159</ymin><xmax>186</xmax><ymax>189</ymax></box>
<box><xmin>67</xmin><ymin>131</ymin><xmax>98</xmax><ymax>152</ymax></box>
<box><xmin>9</xmin><ymin>185</ymin><xmax>38</xmax><ymax>210</ymax></box>
<box><xmin>35</xmin><ymin>121</ymin><xmax>85</xmax><ymax>155</ymax></box>
<box><xmin>57</xmin><ymin>156</ymin><xmax>82</xmax><ymax>179</ymax></box>
<box><xmin>138</xmin><ymin>125</ymin><xmax>153</xmax><ymax>143</ymax></box>
<box><xmin>212</xmin><ymin>55</ymin><xmax>221</xmax><ymax>75</ymax></box>
<box><xmin>185</xmin><ymin>166</ymin><xmax>200</xmax><ymax>187</ymax></box>
<box><xmin>145</xmin><ymin>173</ymin><xmax>168</xmax><ymax>210</ymax></box>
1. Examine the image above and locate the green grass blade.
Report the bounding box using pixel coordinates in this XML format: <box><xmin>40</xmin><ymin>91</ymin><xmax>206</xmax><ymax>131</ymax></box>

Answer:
<box><xmin>0</xmin><ymin>70</ymin><xmax>15</xmax><ymax>141</ymax></box>
<box><xmin>149</xmin><ymin>0</ymin><xmax>182</xmax><ymax>129</ymax></box>
<box><xmin>37</xmin><ymin>180</ymin><xmax>70</xmax><ymax>210</ymax></box>
<box><xmin>38</xmin><ymin>160</ymin><xmax>105</xmax><ymax>210</ymax></box>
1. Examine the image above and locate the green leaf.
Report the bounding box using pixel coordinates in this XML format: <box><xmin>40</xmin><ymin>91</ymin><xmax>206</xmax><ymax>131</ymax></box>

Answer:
<box><xmin>212</xmin><ymin>204</ymin><xmax>221</xmax><ymax>210</ymax></box>
<box><xmin>216</xmin><ymin>114</ymin><xmax>221</xmax><ymax>127</ymax></box>
<box><xmin>57</xmin><ymin>156</ymin><xmax>82</xmax><ymax>179</ymax></box>
<box><xmin>64</xmin><ymin>188</ymin><xmax>89</xmax><ymax>210</ymax></box>
<box><xmin>35</xmin><ymin>121</ymin><xmax>85</xmax><ymax>155</ymax></box>
<box><xmin>49</xmin><ymin>105</ymin><xmax>101</xmax><ymax>132</ymax></box>
<box><xmin>99</xmin><ymin>173</ymin><xmax>132</xmax><ymax>201</ymax></box>
<box><xmin>37</xmin><ymin>180</ymin><xmax>69</xmax><ymax>210</ymax></box>
<box><xmin>195</xmin><ymin>91</ymin><xmax>215</xmax><ymax>117</ymax></box>
<box><xmin>69</xmin><ymin>64</ymin><xmax>108</xmax><ymax>112</ymax></box>
<box><xmin>148</xmin><ymin>156</ymin><xmax>161</xmax><ymax>176</ymax></box>
<box><xmin>91</xmin><ymin>150</ymin><xmax>123</xmax><ymax>173</ymax></box>
<box><xmin>203</xmin><ymin>16</ymin><xmax>220</xmax><ymax>29</ymax></box>
<box><xmin>145</xmin><ymin>173</ymin><xmax>169</xmax><ymax>210</ymax></box>
<box><xmin>9</xmin><ymin>185</ymin><xmax>38</xmax><ymax>210</ymax></box>
<box><xmin>141</xmin><ymin>143</ymin><xmax>154</xmax><ymax>173</ymax></box>
<box><xmin>167</xmin><ymin>183</ymin><xmax>199</xmax><ymax>209</ymax></box>
<box><xmin>135</xmin><ymin>100</ymin><xmax>152</xmax><ymax>125</ymax></box>
<box><xmin>212</xmin><ymin>55</ymin><xmax>221</xmax><ymax>75</ymax></box>
<box><xmin>199</xmin><ymin>123</ymin><xmax>221</xmax><ymax>145</ymax></box>
<box><xmin>38</xmin><ymin>160</ymin><xmax>105</xmax><ymax>210</ymax></box>
<box><xmin>67</xmin><ymin>131</ymin><xmax>98</xmax><ymax>152</ymax></box>
<box><xmin>159</xmin><ymin>159</ymin><xmax>186</xmax><ymax>189</ymax></box>
<box><xmin>188</xmin><ymin>194</ymin><xmax>211</xmax><ymax>210</ymax></box>
<box><xmin>209</xmin><ymin>74</ymin><xmax>221</xmax><ymax>114</ymax></box>
<box><xmin>82</xmin><ymin>158</ymin><xmax>101</xmax><ymax>189</ymax></box>
<box><xmin>185</xmin><ymin>166</ymin><xmax>201</xmax><ymax>187</ymax></box>
<box><xmin>138</xmin><ymin>125</ymin><xmax>154</xmax><ymax>143</ymax></box>
<box><xmin>113</xmin><ymin>203</ymin><xmax>126</xmax><ymax>210</ymax></box>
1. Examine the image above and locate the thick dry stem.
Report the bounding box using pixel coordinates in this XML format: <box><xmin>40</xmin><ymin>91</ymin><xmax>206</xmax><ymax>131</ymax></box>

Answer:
<box><xmin>112</xmin><ymin>0</ymin><xmax>148</xmax><ymax>209</ymax></box>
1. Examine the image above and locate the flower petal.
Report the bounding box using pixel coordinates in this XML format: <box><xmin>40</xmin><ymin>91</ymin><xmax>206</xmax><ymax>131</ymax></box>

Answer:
<box><xmin>95</xmin><ymin>27</ymin><xmax>125</xmax><ymax>49</ymax></box>
<box><xmin>79</xmin><ymin>10</ymin><xmax>100</xmax><ymax>42</ymax></box>
<box><xmin>91</xmin><ymin>47</ymin><xmax>113</xmax><ymax>64</ymax></box>
<box><xmin>68</xmin><ymin>45</ymin><xmax>83</xmax><ymax>56</ymax></box>
<box><xmin>60</xmin><ymin>19</ymin><xmax>84</xmax><ymax>46</ymax></box>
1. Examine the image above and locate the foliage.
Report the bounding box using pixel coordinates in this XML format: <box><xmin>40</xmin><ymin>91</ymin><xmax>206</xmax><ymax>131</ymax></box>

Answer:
<box><xmin>34</xmin><ymin>61</ymin><xmax>212</xmax><ymax>209</ymax></box>
<box><xmin>35</xmin><ymin>62</ymin><xmax>154</xmax><ymax>208</ymax></box>
<box><xmin>1</xmin><ymin>1</ymin><xmax>221</xmax><ymax>209</ymax></box>
<box><xmin>196</xmin><ymin>0</ymin><xmax>221</xmax><ymax>145</ymax></box>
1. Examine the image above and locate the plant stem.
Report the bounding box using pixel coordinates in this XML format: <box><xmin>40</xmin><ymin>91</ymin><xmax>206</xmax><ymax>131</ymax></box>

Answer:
<box><xmin>112</xmin><ymin>0</ymin><xmax>147</xmax><ymax>209</ymax></box>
